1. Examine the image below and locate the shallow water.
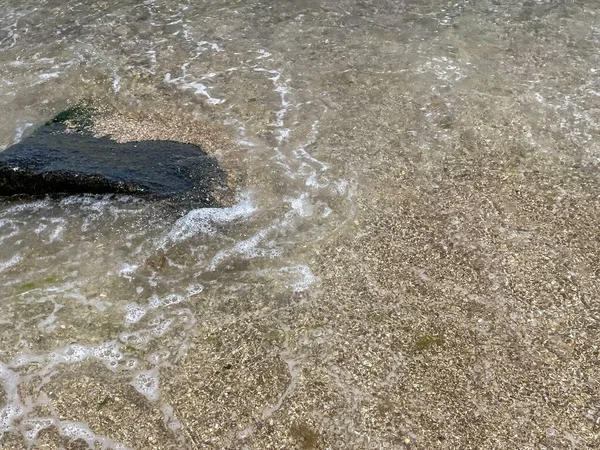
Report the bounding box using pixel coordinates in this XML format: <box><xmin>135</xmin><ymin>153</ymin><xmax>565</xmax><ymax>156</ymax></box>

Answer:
<box><xmin>0</xmin><ymin>0</ymin><xmax>357</xmax><ymax>445</ymax></box>
<box><xmin>1</xmin><ymin>0</ymin><xmax>599</xmax><ymax>448</ymax></box>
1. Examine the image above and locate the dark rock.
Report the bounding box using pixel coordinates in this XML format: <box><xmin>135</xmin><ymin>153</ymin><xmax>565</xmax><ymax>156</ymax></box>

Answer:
<box><xmin>0</xmin><ymin>110</ymin><xmax>228</xmax><ymax>206</ymax></box>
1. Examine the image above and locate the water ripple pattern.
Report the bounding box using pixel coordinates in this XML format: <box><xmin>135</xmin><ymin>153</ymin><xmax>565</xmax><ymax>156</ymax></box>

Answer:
<box><xmin>0</xmin><ymin>0</ymin><xmax>355</xmax><ymax>445</ymax></box>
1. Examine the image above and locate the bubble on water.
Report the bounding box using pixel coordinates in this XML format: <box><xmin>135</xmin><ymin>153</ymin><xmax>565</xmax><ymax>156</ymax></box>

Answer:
<box><xmin>148</xmin><ymin>315</ymin><xmax>162</xmax><ymax>327</ymax></box>
<box><xmin>124</xmin><ymin>303</ymin><xmax>147</xmax><ymax>325</ymax></box>
<box><xmin>86</xmin><ymin>197</ymin><xmax>111</xmax><ymax>211</ymax></box>
<box><xmin>89</xmin><ymin>344</ymin><xmax>123</xmax><ymax>370</ymax></box>
<box><xmin>58</xmin><ymin>421</ymin><xmax>96</xmax><ymax>447</ymax></box>
<box><xmin>10</xmin><ymin>342</ymin><xmax>126</xmax><ymax>377</ymax></box>
<box><xmin>147</xmin><ymin>350</ymin><xmax>170</xmax><ymax>365</ymax></box>
<box><xmin>50</xmin><ymin>344</ymin><xmax>88</xmax><ymax>364</ymax></box>
<box><xmin>0</xmin><ymin>253</ymin><xmax>22</xmax><ymax>273</ymax></box>
<box><xmin>23</xmin><ymin>417</ymin><xmax>55</xmax><ymax>443</ymax></box>
<box><xmin>136</xmin><ymin>286</ymin><xmax>144</xmax><ymax>294</ymax></box>
<box><xmin>150</xmin><ymin>319</ymin><xmax>173</xmax><ymax>336</ymax></box>
<box><xmin>167</xmin><ymin>418</ymin><xmax>182</xmax><ymax>431</ymax></box>
<box><xmin>186</xmin><ymin>284</ymin><xmax>204</xmax><ymax>296</ymax></box>
<box><xmin>131</xmin><ymin>370</ymin><xmax>160</xmax><ymax>401</ymax></box>
<box><xmin>124</xmin><ymin>359</ymin><xmax>138</xmax><ymax>369</ymax></box>
<box><xmin>121</xmin><ymin>329</ymin><xmax>158</xmax><ymax>350</ymax></box>
<box><xmin>0</xmin><ymin>404</ymin><xmax>24</xmax><ymax>432</ymax></box>
<box><xmin>2</xmin><ymin>200</ymin><xmax>49</xmax><ymax>215</ymax></box>
<box><xmin>173</xmin><ymin>309</ymin><xmax>196</xmax><ymax>327</ymax></box>
<box><xmin>0</xmin><ymin>364</ymin><xmax>23</xmax><ymax>432</ymax></box>
<box><xmin>10</xmin><ymin>355</ymin><xmax>38</xmax><ymax>367</ymax></box>
<box><xmin>148</xmin><ymin>294</ymin><xmax>185</xmax><ymax>309</ymax></box>
<box><xmin>58</xmin><ymin>420</ymin><xmax>132</xmax><ymax>449</ymax></box>
<box><xmin>162</xmin><ymin>294</ymin><xmax>184</xmax><ymax>307</ymax></box>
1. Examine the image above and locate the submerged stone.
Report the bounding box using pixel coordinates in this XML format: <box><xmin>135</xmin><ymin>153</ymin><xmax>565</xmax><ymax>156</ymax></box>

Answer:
<box><xmin>0</xmin><ymin>110</ymin><xmax>228</xmax><ymax>206</ymax></box>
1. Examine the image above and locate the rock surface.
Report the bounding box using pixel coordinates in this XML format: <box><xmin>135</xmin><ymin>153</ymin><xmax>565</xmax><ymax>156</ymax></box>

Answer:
<box><xmin>0</xmin><ymin>111</ymin><xmax>228</xmax><ymax>206</ymax></box>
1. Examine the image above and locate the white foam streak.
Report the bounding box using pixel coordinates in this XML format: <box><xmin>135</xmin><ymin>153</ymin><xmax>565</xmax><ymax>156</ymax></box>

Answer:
<box><xmin>281</xmin><ymin>265</ymin><xmax>317</xmax><ymax>292</ymax></box>
<box><xmin>10</xmin><ymin>342</ymin><xmax>124</xmax><ymax>373</ymax></box>
<box><xmin>112</xmin><ymin>72</ymin><xmax>121</xmax><ymax>93</ymax></box>
<box><xmin>58</xmin><ymin>421</ymin><xmax>131</xmax><ymax>450</ymax></box>
<box><xmin>161</xmin><ymin>198</ymin><xmax>255</xmax><ymax>245</ymax></box>
<box><xmin>164</xmin><ymin>73</ymin><xmax>225</xmax><ymax>104</ymax></box>
<box><xmin>0</xmin><ymin>363</ymin><xmax>23</xmax><ymax>433</ymax></box>
<box><xmin>162</xmin><ymin>38</ymin><xmax>225</xmax><ymax>104</ymax></box>
<box><xmin>209</xmin><ymin>228</ymin><xmax>271</xmax><ymax>270</ymax></box>
<box><xmin>0</xmin><ymin>254</ymin><xmax>22</xmax><ymax>273</ymax></box>
<box><xmin>13</xmin><ymin>122</ymin><xmax>35</xmax><ymax>144</ymax></box>
<box><xmin>254</xmin><ymin>68</ymin><xmax>292</xmax><ymax>136</ymax></box>
<box><xmin>207</xmin><ymin>194</ymin><xmax>314</xmax><ymax>270</ymax></box>
<box><xmin>198</xmin><ymin>40</ymin><xmax>223</xmax><ymax>52</ymax></box>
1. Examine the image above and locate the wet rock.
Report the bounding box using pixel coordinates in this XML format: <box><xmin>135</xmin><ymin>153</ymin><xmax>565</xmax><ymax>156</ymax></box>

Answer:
<box><xmin>0</xmin><ymin>108</ymin><xmax>228</xmax><ymax>206</ymax></box>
